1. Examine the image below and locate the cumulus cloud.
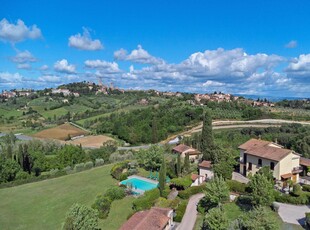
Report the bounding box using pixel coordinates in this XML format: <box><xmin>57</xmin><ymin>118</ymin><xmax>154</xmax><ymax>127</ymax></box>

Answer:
<box><xmin>17</xmin><ymin>63</ymin><xmax>31</xmax><ymax>70</ymax></box>
<box><xmin>54</xmin><ymin>59</ymin><xmax>76</xmax><ymax>74</ymax></box>
<box><xmin>68</xmin><ymin>28</ymin><xmax>103</xmax><ymax>50</ymax></box>
<box><xmin>84</xmin><ymin>60</ymin><xmax>121</xmax><ymax>73</ymax></box>
<box><xmin>10</xmin><ymin>50</ymin><xmax>37</xmax><ymax>63</ymax></box>
<box><xmin>285</xmin><ymin>40</ymin><xmax>297</xmax><ymax>48</ymax></box>
<box><xmin>203</xmin><ymin>80</ymin><xmax>225</xmax><ymax>87</ymax></box>
<box><xmin>38</xmin><ymin>75</ymin><xmax>61</xmax><ymax>83</ymax></box>
<box><xmin>0</xmin><ymin>72</ymin><xmax>23</xmax><ymax>83</ymax></box>
<box><xmin>285</xmin><ymin>54</ymin><xmax>310</xmax><ymax>78</ymax></box>
<box><xmin>114</xmin><ymin>45</ymin><xmax>164</xmax><ymax>64</ymax></box>
<box><xmin>0</xmin><ymin>18</ymin><xmax>42</xmax><ymax>43</ymax></box>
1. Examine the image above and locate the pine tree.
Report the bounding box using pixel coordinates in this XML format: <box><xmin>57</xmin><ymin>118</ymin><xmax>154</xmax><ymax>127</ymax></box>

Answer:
<box><xmin>184</xmin><ymin>153</ymin><xmax>190</xmax><ymax>174</ymax></box>
<box><xmin>158</xmin><ymin>155</ymin><xmax>166</xmax><ymax>197</ymax></box>
<box><xmin>176</xmin><ymin>154</ymin><xmax>181</xmax><ymax>177</ymax></box>
<box><xmin>201</xmin><ymin>110</ymin><xmax>215</xmax><ymax>161</ymax></box>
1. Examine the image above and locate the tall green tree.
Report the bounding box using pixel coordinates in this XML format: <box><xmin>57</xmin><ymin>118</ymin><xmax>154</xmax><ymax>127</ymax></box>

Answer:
<box><xmin>248</xmin><ymin>173</ymin><xmax>274</xmax><ymax>206</ymax></box>
<box><xmin>152</xmin><ymin>116</ymin><xmax>158</xmax><ymax>144</ymax></box>
<box><xmin>201</xmin><ymin>176</ymin><xmax>229</xmax><ymax>211</ymax></box>
<box><xmin>158</xmin><ymin>155</ymin><xmax>166</xmax><ymax>197</ymax></box>
<box><xmin>203</xmin><ymin>206</ymin><xmax>229</xmax><ymax>230</ymax></box>
<box><xmin>201</xmin><ymin>110</ymin><xmax>215</xmax><ymax>161</ymax></box>
<box><xmin>176</xmin><ymin>154</ymin><xmax>181</xmax><ymax>177</ymax></box>
<box><xmin>62</xmin><ymin>203</ymin><xmax>99</xmax><ymax>230</ymax></box>
<box><xmin>184</xmin><ymin>153</ymin><xmax>190</xmax><ymax>174</ymax></box>
<box><xmin>136</xmin><ymin>145</ymin><xmax>163</xmax><ymax>170</ymax></box>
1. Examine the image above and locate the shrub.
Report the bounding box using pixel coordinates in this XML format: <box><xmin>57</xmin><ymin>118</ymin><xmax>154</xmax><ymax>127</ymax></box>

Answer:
<box><xmin>274</xmin><ymin>190</ymin><xmax>310</xmax><ymax>205</ymax></box>
<box><xmin>91</xmin><ymin>195</ymin><xmax>112</xmax><ymax>219</ymax></box>
<box><xmin>15</xmin><ymin>171</ymin><xmax>31</xmax><ymax>180</ymax></box>
<box><xmin>63</xmin><ymin>166</ymin><xmax>72</xmax><ymax>174</ymax></box>
<box><xmin>237</xmin><ymin>195</ymin><xmax>253</xmax><ymax>206</ymax></box>
<box><xmin>226</xmin><ymin>180</ymin><xmax>247</xmax><ymax>194</ymax></box>
<box><xmin>110</xmin><ymin>161</ymin><xmax>129</xmax><ymax>180</ymax></box>
<box><xmin>178</xmin><ymin>184</ymin><xmax>205</xmax><ymax>199</ymax></box>
<box><xmin>155</xmin><ymin>197</ymin><xmax>180</xmax><ymax>209</ymax></box>
<box><xmin>63</xmin><ymin>203</ymin><xmax>99</xmax><ymax>230</ymax></box>
<box><xmin>84</xmin><ymin>161</ymin><xmax>94</xmax><ymax>170</ymax></box>
<box><xmin>292</xmin><ymin>184</ymin><xmax>302</xmax><ymax>197</ymax></box>
<box><xmin>49</xmin><ymin>168</ymin><xmax>59</xmax><ymax>175</ymax></box>
<box><xmin>170</xmin><ymin>176</ymin><xmax>192</xmax><ymax>190</ymax></box>
<box><xmin>302</xmin><ymin>184</ymin><xmax>310</xmax><ymax>192</ymax></box>
<box><xmin>74</xmin><ymin>163</ymin><xmax>84</xmax><ymax>172</ymax></box>
<box><xmin>174</xmin><ymin>200</ymin><xmax>188</xmax><ymax>222</ymax></box>
<box><xmin>161</xmin><ymin>185</ymin><xmax>171</xmax><ymax>199</ymax></box>
<box><xmin>119</xmin><ymin>172</ymin><xmax>128</xmax><ymax>181</ymax></box>
<box><xmin>104</xmin><ymin>186</ymin><xmax>126</xmax><ymax>201</ymax></box>
<box><xmin>95</xmin><ymin>158</ymin><xmax>104</xmax><ymax>167</ymax></box>
<box><xmin>132</xmin><ymin>188</ymin><xmax>160</xmax><ymax>211</ymax></box>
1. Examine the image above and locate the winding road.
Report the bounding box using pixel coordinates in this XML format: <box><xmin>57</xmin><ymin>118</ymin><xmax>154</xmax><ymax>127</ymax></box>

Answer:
<box><xmin>177</xmin><ymin>193</ymin><xmax>205</xmax><ymax>230</ymax></box>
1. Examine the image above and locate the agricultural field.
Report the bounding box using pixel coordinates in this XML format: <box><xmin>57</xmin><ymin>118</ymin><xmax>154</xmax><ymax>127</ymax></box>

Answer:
<box><xmin>263</xmin><ymin>107</ymin><xmax>310</xmax><ymax>121</ymax></box>
<box><xmin>66</xmin><ymin>135</ymin><xmax>114</xmax><ymax>148</ymax></box>
<box><xmin>0</xmin><ymin>164</ymin><xmax>134</xmax><ymax>230</ymax></box>
<box><xmin>32</xmin><ymin>123</ymin><xmax>88</xmax><ymax>140</ymax></box>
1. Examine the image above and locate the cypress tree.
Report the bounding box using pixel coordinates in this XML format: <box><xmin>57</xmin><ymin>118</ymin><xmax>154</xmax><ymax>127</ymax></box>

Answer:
<box><xmin>184</xmin><ymin>153</ymin><xmax>190</xmax><ymax>174</ymax></box>
<box><xmin>158</xmin><ymin>155</ymin><xmax>166</xmax><ymax>197</ymax></box>
<box><xmin>176</xmin><ymin>154</ymin><xmax>181</xmax><ymax>177</ymax></box>
<box><xmin>201</xmin><ymin>110</ymin><xmax>215</xmax><ymax>161</ymax></box>
<box><xmin>152</xmin><ymin>116</ymin><xmax>158</xmax><ymax>144</ymax></box>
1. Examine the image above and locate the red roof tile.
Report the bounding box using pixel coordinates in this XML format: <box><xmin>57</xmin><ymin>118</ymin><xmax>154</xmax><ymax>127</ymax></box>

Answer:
<box><xmin>300</xmin><ymin>157</ymin><xmax>310</xmax><ymax>167</ymax></box>
<box><xmin>198</xmin><ymin>160</ymin><xmax>212</xmax><ymax>168</ymax></box>
<box><xmin>172</xmin><ymin>144</ymin><xmax>201</xmax><ymax>155</ymax></box>
<box><xmin>119</xmin><ymin>207</ymin><xmax>172</xmax><ymax>230</ymax></box>
<box><xmin>281</xmin><ymin>173</ymin><xmax>293</xmax><ymax>179</ymax></box>
<box><xmin>191</xmin><ymin>174</ymin><xmax>199</xmax><ymax>181</ymax></box>
<box><xmin>239</xmin><ymin>139</ymin><xmax>292</xmax><ymax>162</ymax></box>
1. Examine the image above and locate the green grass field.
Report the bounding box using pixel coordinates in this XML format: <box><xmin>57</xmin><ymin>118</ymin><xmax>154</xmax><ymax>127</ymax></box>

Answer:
<box><xmin>0</xmin><ymin>164</ymin><xmax>134</xmax><ymax>230</ymax></box>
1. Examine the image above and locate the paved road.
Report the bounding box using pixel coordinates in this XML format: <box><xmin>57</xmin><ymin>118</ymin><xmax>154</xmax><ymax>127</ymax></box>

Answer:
<box><xmin>177</xmin><ymin>193</ymin><xmax>205</xmax><ymax>230</ymax></box>
<box><xmin>276</xmin><ymin>202</ymin><xmax>310</xmax><ymax>226</ymax></box>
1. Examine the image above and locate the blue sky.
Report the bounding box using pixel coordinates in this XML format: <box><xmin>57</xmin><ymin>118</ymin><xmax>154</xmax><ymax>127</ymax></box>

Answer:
<box><xmin>0</xmin><ymin>0</ymin><xmax>310</xmax><ymax>97</ymax></box>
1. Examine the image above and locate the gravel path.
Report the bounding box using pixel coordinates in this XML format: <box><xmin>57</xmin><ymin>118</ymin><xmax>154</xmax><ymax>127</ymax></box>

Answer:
<box><xmin>276</xmin><ymin>202</ymin><xmax>310</xmax><ymax>226</ymax></box>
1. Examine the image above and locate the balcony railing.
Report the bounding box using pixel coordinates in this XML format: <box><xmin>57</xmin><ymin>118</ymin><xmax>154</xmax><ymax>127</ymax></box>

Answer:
<box><xmin>292</xmin><ymin>166</ymin><xmax>303</xmax><ymax>174</ymax></box>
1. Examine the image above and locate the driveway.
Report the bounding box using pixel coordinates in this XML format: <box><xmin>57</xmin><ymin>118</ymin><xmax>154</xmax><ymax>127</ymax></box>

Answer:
<box><xmin>276</xmin><ymin>202</ymin><xmax>310</xmax><ymax>226</ymax></box>
<box><xmin>177</xmin><ymin>193</ymin><xmax>205</xmax><ymax>230</ymax></box>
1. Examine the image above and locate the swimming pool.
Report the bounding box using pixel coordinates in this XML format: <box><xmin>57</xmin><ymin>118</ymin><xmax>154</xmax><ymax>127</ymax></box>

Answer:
<box><xmin>120</xmin><ymin>176</ymin><xmax>158</xmax><ymax>192</ymax></box>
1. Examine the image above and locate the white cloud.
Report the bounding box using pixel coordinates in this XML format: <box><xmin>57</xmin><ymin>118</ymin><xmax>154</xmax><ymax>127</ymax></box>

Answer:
<box><xmin>203</xmin><ymin>80</ymin><xmax>225</xmax><ymax>87</ymax></box>
<box><xmin>0</xmin><ymin>72</ymin><xmax>23</xmax><ymax>83</ymax></box>
<box><xmin>54</xmin><ymin>59</ymin><xmax>76</xmax><ymax>74</ymax></box>
<box><xmin>38</xmin><ymin>75</ymin><xmax>61</xmax><ymax>83</ymax></box>
<box><xmin>68</xmin><ymin>28</ymin><xmax>103</xmax><ymax>50</ymax></box>
<box><xmin>17</xmin><ymin>63</ymin><xmax>31</xmax><ymax>70</ymax></box>
<box><xmin>84</xmin><ymin>60</ymin><xmax>121</xmax><ymax>73</ymax></box>
<box><xmin>286</xmin><ymin>54</ymin><xmax>310</xmax><ymax>77</ymax></box>
<box><xmin>39</xmin><ymin>65</ymin><xmax>49</xmax><ymax>71</ymax></box>
<box><xmin>0</xmin><ymin>18</ymin><xmax>42</xmax><ymax>43</ymax></box>
<box><xmin>10</xmin><ymin>50</ymin><xmax>37</xmax><ymax>63</ymax></box>
<box><xmin>285</xmin><ymin>40</ymin><xmax>297</xmax><ymax>48</ymax></box>
<box><xmin>114</xmin><ymin>45</ymin><xmax>164</xmax><ymax>64</ymax></box>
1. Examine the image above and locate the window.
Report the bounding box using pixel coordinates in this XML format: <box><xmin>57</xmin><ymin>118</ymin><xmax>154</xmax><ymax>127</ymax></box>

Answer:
<box><xmin>248</xmin><ymin>162</ymin><xmax>252</xmax><ymax>170</ymax></box>
<box><xmin>258</xmin><ymin>159</ymin><xmax>262</xmax><ymax>166</ymax></box>
<box><xmin>270</xmin><ymin>162</ymin><xmax>275</xmax><ymax>170</ymax></box>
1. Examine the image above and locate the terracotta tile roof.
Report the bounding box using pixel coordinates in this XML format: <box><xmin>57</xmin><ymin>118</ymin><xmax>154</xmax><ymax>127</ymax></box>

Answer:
<box><xmin>172</xmin><ymin>144</ymin><xmax>201</xmax><ymax>155</ymax></box>
<box><xmin>239</xmin><ymin>139</ymin><xmax>292</xmax><ymax>162</ymax></box>
<box><xmin>119</xmin><ymin>207</ymin><xmax>172</xmax><ymax>230</ymax></box>
<box><xmin>300</xmin><ymin>157</ymin><xmax>310</xmax><ymax>167</ymax></box>
<box><xmin>172</xmin><ymin>144</ymin><xmax>191</xmax><ymax>153</ymax></box>
<box><xmin>281</xmin><ymin>173</ymin><xmax>293</xmax><ymax>179</ymax></box>
<box><xmin>191</xmin><ymin>174</ymin><xmax>199</xmax><ymax>181</ymax></box>
<box><xmin>199</xmin><ymin>160</ymin><xmax>212</xmax><ymax>168</ymax></box>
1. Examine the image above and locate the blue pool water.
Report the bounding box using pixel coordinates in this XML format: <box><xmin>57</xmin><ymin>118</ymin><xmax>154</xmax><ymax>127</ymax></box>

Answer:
<box><xmin>120</xmin><ymin>177</ymin><xmax>158</xmax><ymax>191</ymax></box>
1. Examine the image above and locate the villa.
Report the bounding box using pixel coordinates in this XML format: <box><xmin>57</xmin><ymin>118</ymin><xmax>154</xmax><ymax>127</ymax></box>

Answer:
<box><xmin>239</xmin><ymin>139</ymin><xmax>302</xmax><ymax>182</ymax></box>
<box><xmin>172</xmin><ymin>144</ymin><xmax>201</xmax><ymax>161</ymax></box>
<box><xmin>119</xmin><ymin>207</ymin><xmax>174</xmax><ymax>230</ymax></box>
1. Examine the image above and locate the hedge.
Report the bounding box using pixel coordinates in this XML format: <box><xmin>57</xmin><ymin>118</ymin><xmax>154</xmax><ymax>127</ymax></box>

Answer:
<box><xmin>110</xmin><ymin>161</ymin><xmax>130</xmax><ymax>180</ymax></box>
<box><xmin>226</xmin><ymin>180</ymin><xmax>247</xmax><ymax>194</ymax></box>
<box><xmin>302</xmin><ymin>184</ymin><xmax>310</xmax><ymax>192</ymax></box>
<box><xmin>274</xmin><ymin>190</ymin><xmax>310</xmax><ymax>205</ymax></box>
<box><xmin>170</xmin><ymin>176</ymin><xmax>192</xmax><ymax>190</ymax></box>
<box><xmin>132</xmin><ymin>188</ymin><xmax>160</xmax><ymax>211</ymax></box>
<box><xmin>178</xmin><ymin>184</ymin><xmax>205</xmax><ymax>199</ymax></box>
<box><xmin>174</xmin><ymin>200</ymin><xmax>188</xmax><ymax>222</ymax></box>
<box><xmin>104</xmin><ymin>186</ymin><xmax>126</xmax><ymax>201</ymax></box>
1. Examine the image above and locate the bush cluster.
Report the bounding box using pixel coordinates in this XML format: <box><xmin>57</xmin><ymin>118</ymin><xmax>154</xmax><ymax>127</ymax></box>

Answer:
<box><xmin>132</xmin><ymin>188</ymin><xmax>160</xmax><ymax>211</ymax></box>
<box><xmin>170</xmin><ymin>176</ymin><xmax>192</xmax><ymax>190</ymax></box>
<box><xmin>178</xmin><ymin>184</ymin><xmax>205</xmax><ymax>199</ymax></box>
<box><xmin>95</xmin><ymin>158</ymin><xmax>104</xmax><ymax>167</ymax></box>
<box><xmin>110</xmin><ymin>161</ymin><xmax>129</xmax><ymax>180</ymax></box>
<box><xmin>274</xmin><ymin>190</ymin><xmax>310</xmax><ymax>205</ymax></box>
<box><xmin>174</xmin><ymin>200</ymin><xmax>188</xmax><ymax>222</ymax></box>
<box><xmin>226</xmin><ymin>180</ymin><xmax>247</xmax><ymax>194</ymax></box>
<box><xmin>302</xmin><ymin>184</ymin><xmax>310</xmax><ymax>192</ymax></box>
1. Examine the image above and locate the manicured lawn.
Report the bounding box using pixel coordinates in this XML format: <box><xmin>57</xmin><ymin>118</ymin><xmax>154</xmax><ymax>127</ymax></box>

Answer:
<box><xmin>222</xmin><ymin>202</ymin><xmax>244</xmax><ymax>221</ymax></box>
<box><xmin>0</xmin><ymin>164</ymin><xmax>121</xmax><ymax>230</ymax></box>
<box><xmin>100</xmin><ymin>197</ymin><xmax>135</xmax><ymax>230</ymax></box>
